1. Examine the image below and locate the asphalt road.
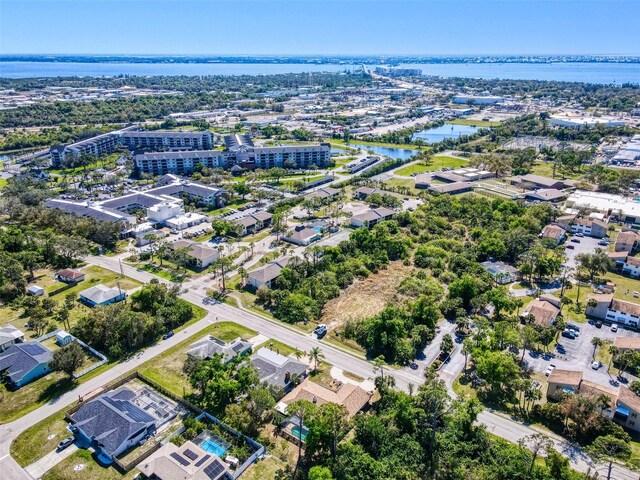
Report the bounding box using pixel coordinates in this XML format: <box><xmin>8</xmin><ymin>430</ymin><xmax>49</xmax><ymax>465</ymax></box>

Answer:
<box><xmin>1</xmin><ymin>254</ymin><xmax>638</xmax><ymax>479</ymax></box>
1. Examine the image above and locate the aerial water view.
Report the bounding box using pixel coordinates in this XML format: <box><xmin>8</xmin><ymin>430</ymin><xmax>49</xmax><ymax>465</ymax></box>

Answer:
<box><xmin>1</xmin><ymin>1</ymin><xmax>640</xmax><ymax>480</ymax></box>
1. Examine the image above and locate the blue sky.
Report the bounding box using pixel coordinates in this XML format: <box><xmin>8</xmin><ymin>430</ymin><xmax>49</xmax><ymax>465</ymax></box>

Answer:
<box><xmin>1</xmin><ymin>1</ymin><xmax>638</xmax><ymax>55</ymax></box>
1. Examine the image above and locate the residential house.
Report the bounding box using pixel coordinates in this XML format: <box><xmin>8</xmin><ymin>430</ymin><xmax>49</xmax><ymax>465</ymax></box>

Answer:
<box><xmin>78</xmin><ymin>284</ymin><xmax>126</xmax><ymax>307</ymax></box>
<box><xmin>247</xmin><ymin>256</ymin><xmax>297</xmax><ymax>289</ymax></box>
<box><xmin>187</xmin><ymin>336</ymin><xmax>252</xmax><ymax>363</ymax></box>
<box><xmin>547</xmin><ymin>369</ymin><xmax>583</xmax><ymax>401</ymax></box>
<box><xmin>614</xmin><ymin>386</ymin><xmax>640</xmax><ymax>432</ymax></box>
<box><xmin>0</xmin><ymin>325</ymin><xmax>24</xmax><ymax>352</ymax></box>
<box><xmin>278</xmin><ymin>378</ymin><xmax>372</xmax><ymax>419</ymax></box>
<box><xmin>171</xmin><ymin>240</ymin><xmax>220</xmax><ymax>269</ymax></box>
<box><xmin>521</xmin><ymin>296</ymin><xmax>561</xmax><ymax>326</ymax></box>
<box><xmin>540</xmin><ymin>224</ymin><xmax>566</xmax><ymax>244</ymax></box>
<box><xmin>622</xmin><ymin>255</ymin><xmax>640</xmax><ymax>278</ymax></box>
<box><xmin>71</xmin><ymin>387</ymin><xmax>157</xmax><ymax>460</ymax></box>
<box><xmin>555</xmin><ymin>215</ymin><xmax>608</xmax><ymax>238</ymax></box>
<box><xmin>138</xmin><ymin>440</ymin><xmax>230</xmax><ymax>480</ymax></box>
<box><xmin>250</xmin><ymin>347</ymin><xmax>308</xmax><ymax>391</ymax></box>
<box><xmin>586</xmin><ymin>293</ymin><xmax>614</xmax><ymax>320</ymax></box>
<box><xmin>303</xmin><ymin>187</ymin><xmax>341</xmax><ymax>202</ymax></box>
<box><xmin>0</xmin><ymin>342</ymin><xmax>53</xmax><ymax>388</ymax></box>
<box><xmin>56</xmin><ymin>268</ymin><xmax>86</xmax><ymax>284</ymax></box>
<box><xmin>282</xmin><ymin>228</ymin><xmax>322</xmax><ymax>246</ymax></box>
<box><xmin>350</xmin><ymin>207</ymin><xmax>396</xmax><ymax>228</ymax></box>
<box><xmin>605</xmin><ymin>298</ymin><xmax>640</xmax><ymax>329</ymax></box>
<box><xmin>613</xmin><ymin>336</ymin><xmax>640</xmax><ymax>353</ymax></box>
<box><xmin>353</xmin><ymin>187</ymin><xmax>378</xmax><ymax>200</ymax></box>
<box><xmin>615</xmin><ymin>230</ymin><xmax>639</xmax><ymax>253</ymax></box>
<box><xmin>480</xmin><ymin>260</ymin><xmax>521</xmax><ymax>284</ymax></box>
<box><xmin>232</xmin><ymin>211</ymin><xmax>273</xmax><ymax>236</ymax></box>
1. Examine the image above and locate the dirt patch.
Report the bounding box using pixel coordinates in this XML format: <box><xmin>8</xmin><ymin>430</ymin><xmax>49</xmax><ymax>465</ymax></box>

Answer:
<box><xmin>320</xmin><ymin>261</ymin><xmax>414</xmax><ymax>330</ymax></box>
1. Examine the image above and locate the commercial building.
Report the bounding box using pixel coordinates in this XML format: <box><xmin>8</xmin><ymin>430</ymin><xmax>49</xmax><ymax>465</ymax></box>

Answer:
<box><xmin>453</xmin><ymin>95</ymin><xmax>504</xmax><ymax>105</ymax></box>
<box><xmin>566</xmin><ymin>191</ymin><xmax>640</xmax><ymax>226</ymax></box>
<box><xmin>549</xmin><ymin>115</ymin><xmax>626</xmax><ymax>129</ymax></box>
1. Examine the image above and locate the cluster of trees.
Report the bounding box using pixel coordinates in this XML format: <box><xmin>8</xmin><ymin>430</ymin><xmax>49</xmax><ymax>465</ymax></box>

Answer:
<box><xmin>72</xmin><ymin>281</ymin><xmax>194</xmax><ymax>358</ymax></box>
<box><xmin>0</xmin><ymin>124</ymin><xmax>114</xmax><ymax>151</ymax></box>
<box><xmin>257</xmin><ymin>223</ymin><xmax>411</xmax><ymax>323</ymax></box>
<box><xmin>277</xmin><ymin>372</ymin><xmax>586</xmax><ymax>480</ymax></box>
<box><xmin>362</xmin><ymin>192</ymin><xmax>402</xmax><ymax>209</ymax></box>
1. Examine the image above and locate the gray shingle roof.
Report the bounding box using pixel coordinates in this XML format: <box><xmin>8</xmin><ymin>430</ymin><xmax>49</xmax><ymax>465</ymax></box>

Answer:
<box><xmin>250</xmin><ymin>347</ymin><xmax>308</xmax><ymax>389</ymax></box>
<box><xmin>79</xmin><ymin>284</ymin><xmax>123</xmax><ymax>304</ymax></box>
<box><xmin>71</xmin><ymin>387</ymin><xmax>156</xmax><ymax>456</ymax></box>
<box><xmin>0</xmin><ymin>342</ymin><xmax>52</xmax><ymax>384</ymax></box>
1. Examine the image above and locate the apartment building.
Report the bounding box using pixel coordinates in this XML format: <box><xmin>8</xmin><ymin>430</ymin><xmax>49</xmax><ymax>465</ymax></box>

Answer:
<box><xmin>49</xmin><ymin>127</ymin><xmax>212</xmax><ymax>167</ymax></box>
<box><xmin>252</xmin><ymin>144</ymin><xmax>332</xmax><ymax>169</ymax></box>
<box><xmin>555</xmin><ymin>215</ymin><xmax>608</xmax><ymax>238</ymax></box>
<box><xmin>119</xmin><ymin>130</ymin><xmax>212</xmax><ymax>150</ymax></box>
<box><xmin>134</xmin><ymin>150</ymin><xmax>235</xmax><ymax>175</ymax></box>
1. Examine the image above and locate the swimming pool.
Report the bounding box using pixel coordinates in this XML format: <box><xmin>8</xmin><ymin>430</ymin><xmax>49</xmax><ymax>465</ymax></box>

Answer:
<box><xmin>291</xmin><ymin>425</ymin><xmax>308</xmax><ymax>442</ymax></box>
<box><xmin>199</xmin><ymin>439</ymin><xmax>228</xmax><ymax>457</ymax></box>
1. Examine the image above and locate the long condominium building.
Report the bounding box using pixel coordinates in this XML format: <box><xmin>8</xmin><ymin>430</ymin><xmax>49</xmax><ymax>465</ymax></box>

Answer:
<box><xmin>134</xmin><ymin>142</ymin><xmax>332</xmax><ymax>175</ymax></box>
<box><xmin>49</xmin><ymin>127</ymin><xmax>214</xmax><ymax>167</ymax></box>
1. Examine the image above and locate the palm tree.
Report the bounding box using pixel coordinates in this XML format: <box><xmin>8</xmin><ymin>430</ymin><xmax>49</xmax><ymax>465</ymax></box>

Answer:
<box><xmin>309</xmin><ymin>347</ymin><xmax>324</xmax><ymax>372</ymax></box>
<box><xmin>608</xmin><ymin>345</ymin><xmax>619</xmax><ymax>374</ymax></box>
<box><xmin>591</xmin><ymin>337</ymin><xmax>604</xmax><ymax>361</ymax></box>
<box><xmin>294</xmin><ymin>349</ymin><xmax>304</xmax><ymax>361</ymax></box>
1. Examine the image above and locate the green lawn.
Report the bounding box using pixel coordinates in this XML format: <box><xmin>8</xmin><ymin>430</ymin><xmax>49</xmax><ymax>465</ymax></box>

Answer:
<box><xmin>43</xmin><ymin>449</ymin><xmax>137</xmax><ymax>480</ymax></box>
<box><xmin>394</xmin><ymin>156</ymin><xmax>469</xmax><ymax>176</ymax></box>
<box><xmin>138</xmin><ymin>321</ymin><xmax>256</xmax><ymax>397</ymax></box>
<box><xmin>11</xmin><ymin>412</ymin><xmax>70</xmax><ymax>467</ymax></box>
<box><xmin>45</xmin><ymin>265</ymin><xmax>142</xmax><ymax>298</ymax></box>
<box><xmin>529</xmin><ymin>161</ymin><xmax>583</xmax><ymax>180</ymax></box>
<box><xmin>448</xmin><ymin>118</ymin><xmax>502</xmax><ymax>127</ymax></box>
<box><xmin>382</xmin><ymin>177</ymin><xmax>420</xmax><ymax>194</ymax></box>
<box><xmin>602</xmin><ymin>272</ymin><xmax>640</xmax><ymax>303</ymax></box>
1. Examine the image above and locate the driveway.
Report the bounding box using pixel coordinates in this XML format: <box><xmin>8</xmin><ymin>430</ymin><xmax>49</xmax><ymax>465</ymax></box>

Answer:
<box><xmin>563</xmin><ymin>236</ymin><xmax>601</xmax><ymax>269</ymax></box>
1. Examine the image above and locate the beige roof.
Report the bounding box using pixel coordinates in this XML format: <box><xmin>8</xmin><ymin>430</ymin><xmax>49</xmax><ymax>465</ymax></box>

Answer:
<box><xmin>280</xmin><ymin>378</ymin><xmax>372</xmax><ymax>418</ymax></box>
<box><xmin>172</xmin><ymin>240</ymin><xmax>218</xmax><ymax>261</ymax></box>
<box><xmin>616</xmin><ymin>231</ymin><xmax>639</xmax><ymax>245</ymax></box>
<box><xmin>618</xmin><ymin>385</ymin><xmax>640</xmax><ymax>413</ymax></box>
<box><xmin>541</xmin><ymin>224</ymin><xmax>565</xmax><ymax>240</ymax></box>
<box><xmin>579</xmin><ymin>380</ymin><xmax>618</xmax><ymax>410</ymax></box>
<box><xmin>548</xmin><ymin>369</ymin><xmax>582</xmax><ymax>386</ymax></box>
<box><xmin>625</xmin><ymin>256</ymin><xmax>640</xmax><ymax>267</ymax></box>
<box><xmin>614</xmin><ymin>336</ymin><xmax>640</xmax><ymax>350</ymax></box>
<box><xmin>608</xmin><ymin>251</ymin><xmax>629</xmax><ymax>260</ymax></box>
<box><xmin>610</xmin><ymin>298</ymin><xmax>640</xmax><ymax>317</ymax></box>
<box><xmin>523</xmin><ymin>299</ymin><xmax>560</xmax><ymax>326</ymax></box>
<box><xmin>586</xmin><ymin>293</ymin><xmax>614</xmax><ymax>304</ymax></box>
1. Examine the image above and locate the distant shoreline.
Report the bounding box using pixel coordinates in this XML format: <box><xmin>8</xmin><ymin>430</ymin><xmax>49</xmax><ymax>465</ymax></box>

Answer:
<box><xmin>2</xmin><ymin>55</ymin><xmax>639</xmax><ymax>65</ymax></box>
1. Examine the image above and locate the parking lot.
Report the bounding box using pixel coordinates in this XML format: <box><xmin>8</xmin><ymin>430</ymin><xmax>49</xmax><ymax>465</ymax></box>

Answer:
<box><xmin>525</xmin><ymin>319</ymin><xmax>640</xmax><ymax>387</ymax></box>
<box><xmin>563</xmin><ymin>235</ymin><xmax>604</xmax><ymax>269</ymax></box>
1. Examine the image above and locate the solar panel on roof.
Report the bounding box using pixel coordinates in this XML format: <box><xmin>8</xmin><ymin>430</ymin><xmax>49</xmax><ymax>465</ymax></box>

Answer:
<box><xmin>21</xmin><ymin>344</ymin><xmax>45</xmax><ymax>355</ymax></box>
<box><xmin>170</xmin><ymin>452</ymin><xmax>191</xmax><ymax>466</ymax></box>
<box><xmin>204</xmin><ymin>460</ymin><xmax>226</xmax><ymax>479</ymax></box>
<box><xmin>184</xmin><ymin>448</ymin><xmax>199</xmax><ymax>461</ymax></box>
<box><xmin>194</xmin><ymin>454</ymin><xmax>211</xmax><ymax>467</ymax></box>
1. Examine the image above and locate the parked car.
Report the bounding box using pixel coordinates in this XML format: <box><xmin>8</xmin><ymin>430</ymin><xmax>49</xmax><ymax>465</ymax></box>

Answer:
<box><xmin>57</xmin><ymin>437</ymin><xmax>75</xmax><ymax>451</ymax></box>
<box><xmin>598</xmin><ymin>240</ymin><xmax>609</xmax><ymax>246</ymax></box>
<box><xmin>591</xmin><ymin>360</ymin><xmax>602</xmax><ymax>370</ymax></box>
<box><xmin>568</xmin><ymin>323</ymin><xmax>581</xmax><ymax>332</ymax></box>
<box><xmin>566</xmin><ymin>244</ymin><xmax>575</xmax><ymax>250</ymax></box>
<box><xmin>595</xmin><ymin>320</ymin><xmax>603</xmax><ymax>328</ymax></box>
<box><xmin>162</xmin><ymin>330</ymin><xmax>174</xmax><ymax>340</ymax></box>
<box><xmin>545</xmin><ymin>364</ymin><xmax>556</xmax><ymax>376</ymax></box>
<box><xmin>575</xmin><ymin>232</ymin><xmax>584</xmax><ymax>237</ymax></box>
<box><xmin>314</xmin><ymin>324</ymin><xmax>327</xmax><ymax>337</ymax></box>
<box><xmin>570</xmin><ymin>238</ymin><xmax>581</xmax><ymax>243</ymax></box>
<box><xmin>611</xmin><ymin>324</ymin><xmax>619</xmax><ymax>332</ymax></box>
<box><xmin>562</xmin><ymin>329</ymin><xmax>577</xmax><ymax>339</ymax></box>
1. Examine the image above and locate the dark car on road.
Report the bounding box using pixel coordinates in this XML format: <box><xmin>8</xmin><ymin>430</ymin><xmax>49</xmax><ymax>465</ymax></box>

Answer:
<box><xmin>162</xmin><ymin>330</ymin><xmax>175</xmax><ymax>340</ymax></box>
<box><xmin>57</xmin><ymin>437</ymin><xmax>75</xmax><ymax>451</ymax></box>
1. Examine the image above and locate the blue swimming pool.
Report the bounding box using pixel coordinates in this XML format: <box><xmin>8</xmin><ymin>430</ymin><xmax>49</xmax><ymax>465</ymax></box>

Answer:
<box><xmin>200</xmin><ymin>439</ymin><xmax>228</xmax><ymax>457</ymax></box>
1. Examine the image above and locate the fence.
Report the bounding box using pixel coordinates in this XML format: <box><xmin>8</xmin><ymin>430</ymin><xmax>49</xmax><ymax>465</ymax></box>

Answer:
<box><xmin>35</xmin><ymin>328</ymin><xmax>108</xmax><ymax>379</ymax></box>
<box><xmin>47</xmin><ymin>282</ymin><xmax>77</xmax><ymax>297</ymax></box>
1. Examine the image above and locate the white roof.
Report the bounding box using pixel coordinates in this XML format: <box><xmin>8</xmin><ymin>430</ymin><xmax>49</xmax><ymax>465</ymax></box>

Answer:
<box><xmin>567</xmin><ymin>190</ymin><xmax>640</xmax><ymax>218</ymax></box>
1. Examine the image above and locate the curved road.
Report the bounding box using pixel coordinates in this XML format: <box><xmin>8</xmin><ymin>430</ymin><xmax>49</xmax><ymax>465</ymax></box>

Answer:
<box><xmin>0</xmin><ymin>255</ymin><xmax>637</xmax><ymax>479</ymax></box>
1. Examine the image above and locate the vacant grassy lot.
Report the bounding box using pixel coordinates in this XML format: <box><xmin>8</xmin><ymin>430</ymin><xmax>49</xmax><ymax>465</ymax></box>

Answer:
<box><xmin>382</xmin><ymin>177</ymin><xmax>420</xmax><ymax>194</ymax></box>
<box><xmin>321</xmin><ymin>261</ymin><xmax>413</xmax><ymax>328</ymax></box>
<box><xmin>529</xmin><ymin>160</ymin><xmax>583</xmax><ymax>180</ymax></box>
<box><xmin>138</xmin><ymin>321</ymin><xmax>256</xmax><ymax>397</ymax></box>
<box><xmin>449</xmin><ymin>118</ymin><xmax>502</xmax><ymax>127</ymax></box>
<box><xmin>394</xmin><ymin>155</ymin><xmax>469</xmax><ymax>176</ymax></box>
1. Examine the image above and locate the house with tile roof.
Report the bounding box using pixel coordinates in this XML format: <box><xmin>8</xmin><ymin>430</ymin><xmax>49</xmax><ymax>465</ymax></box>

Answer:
<box><xmin>0</xmin><ymin>342</ymin><xmax>53</xmax><ymax>388</ymax></box>
<box><xmin>277</xmin><ymin>378</ymin><xmax>372</xmax><ymax>419</ymax></box>
<box><xmin>540</xmin><ymin>224</ymin><xmax>566</xmax><ymax>244</ymax></box>
<box><xmin>138</xmin><ymin>440</ymin><xmax>230</xmax><ymax>480</ymax></box>
<box><xmin>615</xmin><ymin>230</ymin><xmax>639</xmax><ymax>253</ymax></box>
<box><xmin>521</xmin><ymin>296</ymin><xmax>561</xmax><ymax>327</ymax></box>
